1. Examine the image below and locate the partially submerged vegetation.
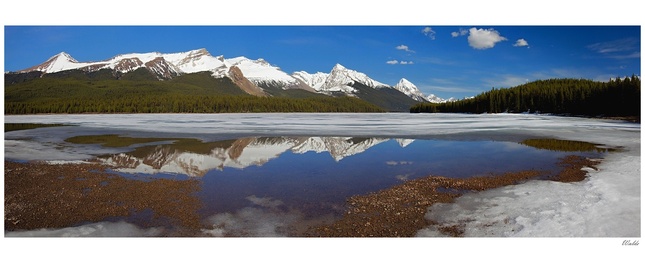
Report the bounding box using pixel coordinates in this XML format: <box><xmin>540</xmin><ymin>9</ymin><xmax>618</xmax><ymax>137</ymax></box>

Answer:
<box><xmin>64</xmin><ymin>134</ymin><xmax>175</xmax><ymax>148</ymax></box>
<box><xmin>519</xmin><ymin>138</ymin><xmax>612</xmax><ymax>153</ymax></box>
<box><xmin>4</xmin><ymin>123</ymin><xmax>68</xmax><ymax>132</ymax></box>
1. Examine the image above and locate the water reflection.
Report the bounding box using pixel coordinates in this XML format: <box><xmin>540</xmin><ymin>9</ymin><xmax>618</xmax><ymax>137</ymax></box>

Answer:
<box><xmin>91</xmin><ymin>136</ymin><xmax>398</xmax><ymax>177</ymax></box>
<box><xmin>74</xmin><ymin>135</ymin><xmax>606</xmax><ymax>180</ymax></box>
<box><xmin>18</xmin><ymin>134</ymin><xmax>609</xmax><ymax>236</ymax></box>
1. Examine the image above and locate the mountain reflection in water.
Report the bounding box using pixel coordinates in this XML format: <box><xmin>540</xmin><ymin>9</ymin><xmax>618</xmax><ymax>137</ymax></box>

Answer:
<box><xmin>94</xmin><ymin>136</ymin><xmax>412</xmax><ymax>177</ymax></box>
<box><xmin>79</xmin><ymin>135</ymin><xmax>605</xmax><ymax>182</ymax></box>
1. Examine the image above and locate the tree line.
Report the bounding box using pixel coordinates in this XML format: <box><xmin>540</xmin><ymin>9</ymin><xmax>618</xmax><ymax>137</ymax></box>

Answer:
<box><xmin>5</xmin><ymin>94</ymin><xmax>385</xmax><ymax>114</ymax></box>
<box><xmin>411</xmin><ymin>76</ymin><xmax>640</xmax><ymax>118</ymax></box>
<box><xmin>5</xmin><ymin>71</ymin><xmax>385</xmax><ymax>114</ymax></box>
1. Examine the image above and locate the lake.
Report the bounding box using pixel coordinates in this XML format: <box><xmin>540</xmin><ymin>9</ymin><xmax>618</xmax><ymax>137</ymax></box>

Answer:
<box><xmin>3</xmin><ymin>113</ymin><xmax>640</xmax><ymax>237</ymax></box>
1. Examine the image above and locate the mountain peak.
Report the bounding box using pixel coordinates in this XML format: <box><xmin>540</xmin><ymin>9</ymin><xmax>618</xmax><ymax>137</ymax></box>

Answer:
<box><xmin>189</xmin><ymin>48</ymin><xmax>211</xmax><ymax>57</ymax></box>
<box><xmin>319</xmin><ymin>63</ymin><xmax>389</xmax><ymax>94</ymax></box>
<box><xmin>426</xmin><ymin>94</ymin><xmax>457</xmax><ymax>103</ymax></box>
<box><xmin>18</xmin><ymin>51</ymin><xmax>80</xmax><ymax>73</ymax></box>
<box><xmin>397</xmin><ymin>78</ymin><xmax>413</xmax><ymax>86</ymax></box>
<box><xmin>53</xmin><ymin>52</ymin><xmax>78</xmax><ymax>63</ymax></box>
<box><xmin>393</xmin><ymin>78</ymin><xmax>425</xmax><ymax>102</ymax></box>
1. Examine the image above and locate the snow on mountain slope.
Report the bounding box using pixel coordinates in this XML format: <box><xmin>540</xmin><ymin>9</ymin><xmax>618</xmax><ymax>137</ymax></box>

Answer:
<box><xmin>15</xmin><ymin>49</ymin><xmax>460</xmax><ymax>102</ymax></box>
<box><xmin>223</xmin><ymin>57</ymin><xmax>301</xmax><ymax>89</ymax></box>
<box><xmin>162</xmin><ymin>48</ymin><xmax>226</xmax><ymax>74</ymax></box>
<box><xmin>426</xmin><ymin>94</ymin><xmax>457</xmax><ymax>103</ymax></box>
<box><xmin>394</xmin><ymin>78</ymin><xmax>426</xmax><ymax>102</ymax></box>
<box><xmin>144</xmin><ymin>57</ymin><xmax>182</xmax><ymax>79</ymax></box>
<box><xmin>18</xmin><ymin>52</ymin><xmax>88</xmax><ymax>73</ymax></box>
<box><xmin>292</xmin><ymin>71</ymin><xmax>329</xmax><ymax>90</ymax></box>
<box><xmin>318</xmin><ymin>64</ymin><xmax>389</xmax><ymax>95</ymax></box>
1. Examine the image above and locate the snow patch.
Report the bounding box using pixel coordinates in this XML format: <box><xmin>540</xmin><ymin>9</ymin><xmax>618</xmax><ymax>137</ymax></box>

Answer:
<box><xmin>416</xmin><ymin>129</ymin><xmax>640</xmax><ymax>237</ymax></box>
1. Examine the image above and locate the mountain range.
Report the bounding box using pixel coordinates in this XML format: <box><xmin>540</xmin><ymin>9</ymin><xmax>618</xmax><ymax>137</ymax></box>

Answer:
<box><xmin>8</xmin><ymin>48</ymin><xmax>456</xmax><ymax>111</ymax></box>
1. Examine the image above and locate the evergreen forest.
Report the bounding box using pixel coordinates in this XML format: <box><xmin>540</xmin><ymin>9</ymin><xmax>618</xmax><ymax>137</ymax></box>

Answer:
<box><xmin>4</xmin><ymin>70</ymin><xmax>385</xmax><ymax>114</ymax></box>
<box><xmin>410</xmin><ymin>77</ymin><xmax>640</xmax><ymax>119</ymax></box>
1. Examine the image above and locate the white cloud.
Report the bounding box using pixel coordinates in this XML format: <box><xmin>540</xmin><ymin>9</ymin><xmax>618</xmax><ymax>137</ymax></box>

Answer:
<box><xmin>587</xmin><ymin>38</ymin><xmax>638</xmax><ymax>54</ymax></box>
<box><xmin>422</xmin><ymin>27</ymin><xmax>436</xmax><ymax>40</ymax></box>
<box><xmin>421</xmin><ymin>84</ymin><xmax>483</xmax><ymax>94</ymax></box>
<box><xmin>386</xmin><ymin>60</ymin><xmax>413</xmax><ymax>65</ymax></box>
<box><xmin>396</xmin><ymin>44</ymin><xmax>414</xmax><ymax>53</ymax></box>
<box><xmin>451</xmin><ymin>28</ymin><xmax>468</xmax><ymax>37</ymax></box>
<box><xmin>586</xmin><ymin>38</ymin><xmax>640</xmax><ymax>60</ymax></box>
<box><xmin>607</xmin><ymin>52</ymin><xmax>640</xmax><ymax>59</ymax></box>
<box><xmin>467</xmin><ymin>27</ymin><xmax>507</xmax><ymax>50</ymax></box>
<box><xmin>483</xmin><ymin>74</ymin><xmax>531</xmax><ymax>88</ymax></box>
<box><xmin>513</xmin><ymin>38</ymin><xmax>529</xmax><ymax>47</ymax></box>
<box><xmin>499</xmin><ymin>76</ymin><xmax>530</xmax><ymax>87</ymax></box>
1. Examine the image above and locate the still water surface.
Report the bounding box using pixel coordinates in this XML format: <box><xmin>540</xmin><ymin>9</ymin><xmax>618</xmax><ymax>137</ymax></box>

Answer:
<box><xmin>73</xmin><ymin>135</ymin><xmax>603</xmax><ymax>228</ymax></box>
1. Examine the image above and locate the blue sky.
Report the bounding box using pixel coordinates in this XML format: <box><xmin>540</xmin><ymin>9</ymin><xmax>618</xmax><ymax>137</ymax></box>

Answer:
<box><xmin>3</xmin><ymin>3</ymin><xmax>642</xmax><ymax>100</ymax></box>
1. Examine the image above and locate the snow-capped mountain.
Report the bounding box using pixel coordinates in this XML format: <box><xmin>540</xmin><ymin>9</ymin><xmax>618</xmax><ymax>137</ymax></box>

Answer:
<box><xmin>222</xmin><ymin>56</ymin><xmax>305</xmax><ymax>90</ymax></box>
<box><xmin>20</xmin><ymin>52</ymin><xmax>80</xmax><ymax>73</ymax></box>
<box><xmin>316</xmin><ymin>64</ymin><xmax>389</xmax><ymax>95</ymax></box>
<box><xmin>426</xmin><ymin>94</ymin><xmax>457</xmax><ymax>103</ymax></box>
<box><xmin>14</xmin><ymin>49</ymin><xmax>458</xmax><ymax>105</ymax></box>
<box><xmin>393</xmin><ymin>78</ymin><xmax>426</xmax><ymax>102</ymax></box>
<box><xmin>292</xmin><ymin>71</ymin><xmax>329</xmax><ymax>91</ymax></box>
<box><xmin>293</xmin><ymin>67</ymin><xmax>453</xmax><ymax>103</ymax></box>
<box><xmin>161</xmin><ymin>48</ymin><xmax>226</xmax><ymax>75</ymax></box>
<box><xmin>18</xmin><ymin>49</ymin><xmax>306</xmax><ymax>90</ymax></box>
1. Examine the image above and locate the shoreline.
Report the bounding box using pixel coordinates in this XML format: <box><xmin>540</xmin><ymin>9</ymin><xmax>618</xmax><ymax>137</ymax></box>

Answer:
<box><xmin>307</xmin><ymin>155</ymin><xmax>599</xmax><ymax>237</ymax></box>
<box><xmin>4</xmin><ymin>112</ymin><xmax>640</xmax><ymax>122</ymax></box>
<box><xmin>4</xmin><ymin>155</ymin><xmax>600</xmax><ymax>237</ymax></box>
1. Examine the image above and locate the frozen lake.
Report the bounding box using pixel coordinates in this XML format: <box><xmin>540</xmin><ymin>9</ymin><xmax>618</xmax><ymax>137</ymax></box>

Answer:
<box><xmin>3</xmin><ymin>113</ymin><xmax>641</xmax><ymax>237</ymax></box>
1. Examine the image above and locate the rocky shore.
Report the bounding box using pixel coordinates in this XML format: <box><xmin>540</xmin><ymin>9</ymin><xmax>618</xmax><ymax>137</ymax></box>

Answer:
<box><xmin>4</xmin><ymin>161</ymin><xmax>202</xmax><ymax>236</ymax></box>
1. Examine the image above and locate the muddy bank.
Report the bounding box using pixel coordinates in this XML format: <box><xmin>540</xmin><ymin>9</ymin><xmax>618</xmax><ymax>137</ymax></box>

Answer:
<box><xmin>4</xmin><ymin>161</ymin><xmax>202</xmax><ymax>236</ymax></box>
